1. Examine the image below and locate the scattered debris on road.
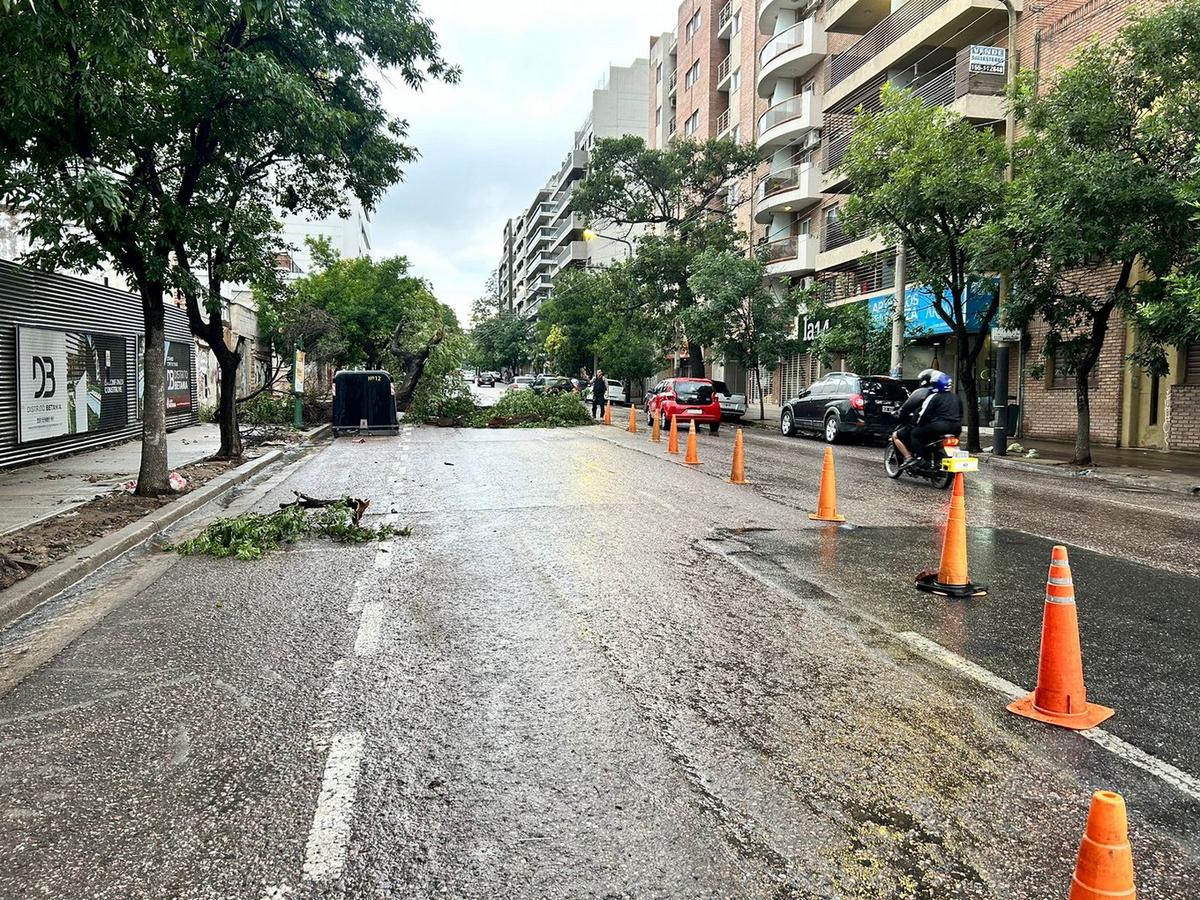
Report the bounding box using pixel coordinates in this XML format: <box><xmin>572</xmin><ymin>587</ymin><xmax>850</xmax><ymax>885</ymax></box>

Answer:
<box><xmin>168</xmin><ymin>495</ymin><xmax>409</xmax><ymax>561</ymax></box>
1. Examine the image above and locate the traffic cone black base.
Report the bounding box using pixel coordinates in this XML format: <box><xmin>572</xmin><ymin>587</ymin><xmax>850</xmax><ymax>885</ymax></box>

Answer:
<box><xmin>914</xmin><ymin>571</ymin><xmax>988</xmax><ymax>598</ymax></box>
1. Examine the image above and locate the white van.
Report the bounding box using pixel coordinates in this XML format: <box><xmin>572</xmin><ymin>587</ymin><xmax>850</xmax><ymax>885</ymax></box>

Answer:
<box><xmin>604</xmin><ymin>380</ymin><xmax>627</xmax><ymax>406</ymax></box>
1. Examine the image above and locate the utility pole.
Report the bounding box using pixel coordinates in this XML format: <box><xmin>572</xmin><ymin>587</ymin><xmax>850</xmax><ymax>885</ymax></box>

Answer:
<box><xmin>992</xmin><ymin>0</ymin><xmax>1018</xmax><ymax>454</ymax></box>
<box><xmin>890</xmin><ymin>243</ymin><xmax>907</xmax><ymax>378</ymax></box>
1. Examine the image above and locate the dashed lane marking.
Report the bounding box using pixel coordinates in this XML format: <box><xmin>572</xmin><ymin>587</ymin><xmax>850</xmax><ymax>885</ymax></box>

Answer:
<box><xmin>302</xmin><ymin>730</ymin><xmax>366</xmax><ymax>881</ymax></box>
<box><xmin>373</xmin><ymin>541</ymin><xmax>394</xmax><ymax>569</ymax></box>
<box><xmin>353</xmin><ymin>602</ymin><xmax>385</xmax><ymax>657</ymax></box>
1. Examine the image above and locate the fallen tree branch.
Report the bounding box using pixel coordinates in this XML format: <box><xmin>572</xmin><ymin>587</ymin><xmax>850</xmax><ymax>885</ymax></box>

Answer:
<box><xmin>279</xmin><ymin>491</ymin><xmax>370</xmax><ymax>525</ymax></box>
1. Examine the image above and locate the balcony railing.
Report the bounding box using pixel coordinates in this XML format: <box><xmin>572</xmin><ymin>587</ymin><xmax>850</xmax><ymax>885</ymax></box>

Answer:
<box><xmin>821</xmin><ymin>216</ymin><xmax>856</xmax><ymax>252</ymax></box>
<box><xmin>716</xmin><ymin>108</ymin><xmax>731</xmax><ymax>135</ymax></box>
<box><xmin>718</xmin><ymin>55</ymin><xmax>732</xmax><ymax>84</ymax></box>
<box><xmin>668</xmin><ymin>70</ymin><xmax>678</xmax><ymax>93</ymax></box>
<box><xmin>719</xmin><ymin>1</ymin><xmax>734</xmax><ymax>28</ymax></box>
<box><xmin>760</xmin><ymin>19</ymin><xmax>809</xmax><ymax>68</ymax></box>
<box><xmin>828</xmin><ymin>0</ymin><xmax>949</xmax><ymax>89</ymax></box>
<box><xmin>667</xmin><ymin>117</ymin><xmax>677</xmax><ymax>137</ymax></box>
<box><xmin>756</xmin><ymin>163</ymin><xmax>815</xmax><ymax>201</ymax></box>
<box><xmin>821</xmin><ymin>113</ymin><xmax>856</xmax><ymax>174</ymax></box>
<box><xmin>758</xmin><ymin>92</ymin><xmax>812</xmax><ymax>136</ymax></box>
<box><xmin>763</xmin><ymin>235</ymin><xmax>800</xmax><ymax>263</ymax></box>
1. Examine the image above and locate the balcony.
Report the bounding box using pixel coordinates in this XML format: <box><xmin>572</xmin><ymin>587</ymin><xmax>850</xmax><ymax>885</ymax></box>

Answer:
<box><xmin>553</xmin><ymin>240</ymin><xmax>590</xmax><ymax>272</ymax></box>
<box><xmin>754</xmin><ymin>164</ymin><xmax>821</xmax><ymax>223</ymax></box>
<box><xmin>716</xmin><ymin>108</ymin><xmax>732</xmax><ymax>137</ymax></box>
<box><xmin>823</xmin><ymin>0</ymin><xmax>1019</xmax><ymax>111</ymax></box>
<box><xmin>551</xmin><ymin>212</ymin><xmax>585</xmax><ymax>247</ymax></box>
<box><xmin>756</xmin><ymin>17</ymin><xmax>826</xmax><ymax>98</ymax></box>
<box><xmin>824</xmin><ymin>0</ymin><xmax>895</xmax><ymax>35</ymax></box>
<box><xmin>762</xmin><ymin>233</ymin><xmax>819</xmax><ymax>277</ymax></box>
<box><xmin>757</xmin><ymin>0</ymin><xmax>812</xmax><ymax>35</ymax></box>
<box><xmin>717</xmin><ymin>55</ymin><xmax>733</xmax><ymax>92</ymax></box>
<box><xmin>817</xmin><ymin>216</ymin><xmax>887</xmax><ymax>268</ymax></box>
<box><xmin>554</xmin><ymin>149</ymin><xmax>588</xmax><ymax>190</ymax></box>
<box><xmin>718</xmin><ymin>0</ymin><xmax>740</xmax><ymax>38</ymax></box>
<box><xmin>667</xmin><ymin>116</ymin><xmax>677</xmax><ymax>138</ymax></box>
<box><xmin>668</xmin><ymin>70</ymin><xmax>678</xmax><ymax>94</ymax></box>
<box><xmin>756</xmin><ymin>92</ymin><xmax>820</xmax><ymax>154</ymax></box>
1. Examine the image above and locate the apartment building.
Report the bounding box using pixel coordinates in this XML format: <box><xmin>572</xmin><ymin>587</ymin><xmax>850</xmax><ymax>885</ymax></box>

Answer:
<box><xmin>498</xmin><ymin>59</ymin><xmax>650</xmax><ymax>320</ymax></box>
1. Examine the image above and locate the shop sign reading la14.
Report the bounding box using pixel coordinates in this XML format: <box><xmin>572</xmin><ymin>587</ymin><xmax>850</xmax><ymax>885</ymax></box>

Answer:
<box><xmin>17</xmin><ymin>325</ymin><xmax>128</xmax><ymax>444</ymax></box>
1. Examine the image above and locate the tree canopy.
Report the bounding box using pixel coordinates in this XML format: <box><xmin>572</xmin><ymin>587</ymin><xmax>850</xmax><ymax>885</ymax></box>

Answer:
<box><xmin>840</xmin><ymin>84</ymin><xmax>1007</xmax><ymax>450</ymax></box>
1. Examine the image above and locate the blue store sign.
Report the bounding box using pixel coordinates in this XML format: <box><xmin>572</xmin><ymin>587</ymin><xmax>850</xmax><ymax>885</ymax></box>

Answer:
<box><xmin>867</xmin><ymin>278</ymin><xmax>997</xmax><ymax>338</ymax></box>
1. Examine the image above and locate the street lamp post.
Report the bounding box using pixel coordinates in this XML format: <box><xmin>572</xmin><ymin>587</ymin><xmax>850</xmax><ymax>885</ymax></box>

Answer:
<box><xmin>992</xmin><ymin>0</ymin><xmax>1018</xmax><ymax>455</ymax></box>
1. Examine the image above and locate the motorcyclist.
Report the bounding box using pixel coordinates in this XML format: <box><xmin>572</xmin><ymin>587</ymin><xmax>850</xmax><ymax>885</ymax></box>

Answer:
<box><xmin>904</xmin><ymin>371</ymin><xmax>963</xmax><ymax>468</ymax></box>
<box><xmin>892</xmin><ymin>368</ymin><xmax>936</xmax><ymax>464</ymax></box>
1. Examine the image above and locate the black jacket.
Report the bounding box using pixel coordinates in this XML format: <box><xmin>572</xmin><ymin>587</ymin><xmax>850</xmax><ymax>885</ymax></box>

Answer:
<box><xmin>897</xmin><ymin>386</ymin><xmax>932</xmax><ymax>424</ymax></box>
<box><xmin>919</xmin><ymin>390</ymin><xmax>963</xmax><ymax>428</ymax></box>
<box><xmin>591</xmin><ymin>377</ymin><xmax>607</xmax><ymax>400</ymax></box>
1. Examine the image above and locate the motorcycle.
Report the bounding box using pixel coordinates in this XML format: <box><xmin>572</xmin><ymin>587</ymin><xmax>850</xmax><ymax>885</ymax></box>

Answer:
<box><xmin>884</xmin><ymin>433</ymin><xmax>960</xmax><ymax>489</ymax></box>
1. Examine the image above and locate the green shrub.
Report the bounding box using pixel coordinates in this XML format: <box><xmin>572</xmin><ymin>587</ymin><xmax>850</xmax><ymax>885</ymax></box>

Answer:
<box><xmin>409</xmin><ymin>371</ymin><xmax>476</xmax><ymax>421</ymax></box>
<box><xmin>239</xmin><ymin>392</ymin><xmax>294</xmax><ymax>426</ymax></box>
<box><xmin>475</xmin><ymin>390</ymin><xmax>592</xmax><ymax>428</ymax></box>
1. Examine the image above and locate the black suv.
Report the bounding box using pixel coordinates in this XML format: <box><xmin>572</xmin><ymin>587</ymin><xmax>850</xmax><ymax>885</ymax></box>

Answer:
<box><xmin>780</xmin><ymin>373</ymin><xmax>908</xmax><ymax>443</ymax></box>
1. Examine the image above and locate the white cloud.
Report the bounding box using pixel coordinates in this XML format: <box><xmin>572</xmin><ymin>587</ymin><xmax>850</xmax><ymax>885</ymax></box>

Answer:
<box><xmin>368</xmin><ymin>0</ymin><xmax>679</xmax><ymax>323</ymax></box>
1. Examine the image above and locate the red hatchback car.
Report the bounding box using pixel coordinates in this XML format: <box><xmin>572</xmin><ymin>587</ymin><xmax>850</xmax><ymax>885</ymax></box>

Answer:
<box><xmin>645</xmin><ymin>377</ymin><xmax>723</xmax><ymax>435</ymax></box>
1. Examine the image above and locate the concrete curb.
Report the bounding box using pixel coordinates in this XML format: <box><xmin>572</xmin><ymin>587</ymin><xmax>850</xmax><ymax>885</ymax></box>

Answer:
<box><xmin>0</xmin><ymin>449</ymin><xmax>285</xmax><ymax>632</ymax></box>
<box><xmin>981</xmin><ymin>452</ymin><xmax>1200</xmax><ymax>497</ymax></box>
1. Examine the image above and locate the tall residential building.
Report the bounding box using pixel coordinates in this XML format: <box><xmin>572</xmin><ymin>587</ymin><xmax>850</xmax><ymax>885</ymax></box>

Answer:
<box><xmin>498</xmin><ymin>59</ymin><xmax>651</xmax><ymax>320</ymax></box>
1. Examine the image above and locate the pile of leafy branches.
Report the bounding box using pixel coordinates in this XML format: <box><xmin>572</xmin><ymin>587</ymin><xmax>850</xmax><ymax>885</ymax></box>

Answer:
<box><xmin>473</xmin><ymin>390</ymin><xmax>593</xmax><ymax>428</ymax></box>
<box><xmin>169</xmin><ymin>501</ymin><xmax>409</xmax><ymax>561</ymax></box>
<box><xmin>412</xmin><ymin>371</ymin><xmax>477</xmax><ymax>423</ymax></box>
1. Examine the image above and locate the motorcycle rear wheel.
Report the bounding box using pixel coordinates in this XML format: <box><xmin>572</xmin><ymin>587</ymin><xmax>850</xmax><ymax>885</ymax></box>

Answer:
<box><xmin>884</xmin><ymin>443</ymin><xmax>903</xmax><ymax>479</ymax></box>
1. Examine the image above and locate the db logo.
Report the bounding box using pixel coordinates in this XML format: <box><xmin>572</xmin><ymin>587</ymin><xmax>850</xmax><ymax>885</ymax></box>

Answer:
<box><xmin>31</xmin><ymin>356</ymin><xmax>56</xmax><ymax>398</ymax></box>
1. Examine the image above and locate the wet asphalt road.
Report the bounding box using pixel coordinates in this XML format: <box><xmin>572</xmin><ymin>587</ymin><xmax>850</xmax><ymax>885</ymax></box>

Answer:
<box><xmin>0</xmin><ymin>411</ymin><xmax>1197</xmax><ymax>899</ymax></box>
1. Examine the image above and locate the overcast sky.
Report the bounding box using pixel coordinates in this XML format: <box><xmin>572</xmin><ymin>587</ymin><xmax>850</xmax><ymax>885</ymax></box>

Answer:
<box><xmin>368</xmin><ymin>1</ymin><xmax>679</xmax><ymax>324</ymax></box>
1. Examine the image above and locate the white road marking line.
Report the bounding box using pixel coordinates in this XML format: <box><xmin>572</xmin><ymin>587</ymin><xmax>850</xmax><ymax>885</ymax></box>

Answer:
<box><xmin>302</xmin><ymin>730</ymin><xmax>366</xmax><ymax>882</ymax></box>
<box><xmin>373</xmin><ymin>541</ymin><xmax>394</xmax><ymax>569</ymax></box>
<box><xmin>261</xmin><ymin>884</ymin><xmax>291</xmax><ymax>899</ymax></box>
<box><xmin>637</xmin><ymin>489</ymin><xmax>684</xmax><ymax>517</ymax></box>
<box><xmin>348</xmin><ymin>581</ymin><xmax>370</xmax><ymax>615</ymax></box>
<box><xmin>896</xmin><ymin>631</ymin><xmax>1200</xmax><ymax>802</ymax></box>
<box><xmin>354</xmin><ymin>603</ymin><xmax>386</xmax><ymax>657</ymax></box>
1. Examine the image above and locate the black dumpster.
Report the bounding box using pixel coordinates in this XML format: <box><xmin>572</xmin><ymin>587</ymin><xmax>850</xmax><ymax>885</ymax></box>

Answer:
<box><xmin>332</xmin><ymin>370</ymin><xmax>400</xmax><ymax>434</ymax></box>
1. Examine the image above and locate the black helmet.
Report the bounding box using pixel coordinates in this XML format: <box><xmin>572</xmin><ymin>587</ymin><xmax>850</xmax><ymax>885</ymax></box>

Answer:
<box><xmin>916</xmin><ymin>368</ymin><xmax>936</xmax><ymax>387</ymax></box>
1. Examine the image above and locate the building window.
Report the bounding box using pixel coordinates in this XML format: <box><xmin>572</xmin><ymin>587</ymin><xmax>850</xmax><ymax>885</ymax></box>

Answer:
<box><xmin>656</xmin><ymin>106</ymin><xmax>662</xmax><ymax>126</ymax></box>
<box><xmin>656</xmin><ymin>63</ymin><xmax>662</xmax><ymax>84</ymax></box>
<box><xmin>685</xmin><ymin>61</ymin><xmax>699</xmax><ymax>89</ymax></box>
<box><xmin>732</xmin><ymin>10</ymin><xmax>741</xmax><ymax>36</ymax></box>
<box><xmin>685</xmin><ymin>110</ymin><xmax>699</xmax><ymax>135</ymax></box>
<box><xmin>686</xmin><ymin>10</ymin><xmax>701</xmax><ymax>41</ymax></box>
<box><xmin>730</xmin><ymin>69</ymin><xmax>741</xmax><ymax>93</ymax></box>
<box><xmin>728</xmin><ymin>181</ymin><xmax>742</xmax><ymax>205</ymax></box>
<box><xmin>1187</xmin><ymin>343</ymin><xmax>1200</xmax><ymax>382</ymax></box>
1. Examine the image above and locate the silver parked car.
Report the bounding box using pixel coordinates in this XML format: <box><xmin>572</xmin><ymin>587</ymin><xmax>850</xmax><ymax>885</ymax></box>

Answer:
<box><xmin>712</xmin><ymin>380</ymin><xmax>747</xmax><ymax>420</ymax></box>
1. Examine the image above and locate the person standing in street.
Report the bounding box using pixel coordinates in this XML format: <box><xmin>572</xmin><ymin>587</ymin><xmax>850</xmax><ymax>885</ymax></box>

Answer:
<box><xmin>591</xmin><ymin>369</ymin><xmax>608</xmax><ymax>419</ymax></box>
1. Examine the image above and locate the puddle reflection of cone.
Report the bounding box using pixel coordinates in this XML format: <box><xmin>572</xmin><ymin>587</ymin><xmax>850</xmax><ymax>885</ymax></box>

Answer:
<box><xmin>1007</xmin><ymin>545</ymin><xmax>1113</xmax><ymax>729</ymax></box>
<box><xmin>1068</xmin><ymin>791</ymin><xmax>1136</xmax><ymax>899</ymax></box>
<box><xmin>684</xmin><ymin>420</ymin><xmax>700</xmax><ymax>465</ymax></box>
<box><xmin>729</xmin><ymin>428</ymin><xmax>747</xmax><ymax>484</ymax></box>
<box><xmin>915</xmin><ymin>472</ymin><xmax>986</xmax><ymax>597</ymax></box>
<box><xmin>627</xmin><ymin>406</ymin><xmax>637</xmax><ymax>434</ymax></box>
<box><xmin>651</xmin><ymin>411</ymin><xmax>661</xmax><ymax>443</ymax></box>
<box><xmin>604</xmin><ymin>402</ymin><xmax>613</xmax><ymax>426</ymax></box>
<box><xmin>808</xmin><ymin>446</ymin><xmax>845</xmax><ymax>523</ymax></box>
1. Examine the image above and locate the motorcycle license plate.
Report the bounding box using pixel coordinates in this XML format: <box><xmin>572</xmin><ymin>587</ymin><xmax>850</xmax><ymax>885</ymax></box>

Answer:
<box><xmin>941</xmin><ymin>456</ymin><xmax>979</xmax><ymax>473</ymax></box>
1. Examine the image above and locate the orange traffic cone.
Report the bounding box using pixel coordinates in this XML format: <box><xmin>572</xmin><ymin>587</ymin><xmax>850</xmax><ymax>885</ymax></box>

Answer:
<box><xmin>603</xmin><ymin>402</ymin><xmax>612</xmax><ymax>426</ymax></box>
<box><xmin>1068</xmin><ymin>791</ymin><xmax>1136</xmax><ymax>899</ymax></box>
<box><xmin>667</xmin><ymin>415</ymin><xmax>679</xmax><ymax>455</ymax></box>
<box><xmin>651</xmin><ymin>411</ymin><xmax>661</xmax><ymax>443</ymax></box>
<box><xmin>627</xmin><ymin>406</ymin><xmax>637</xmax><ymax>434</ymax></box>
<box><xmin>808</xmin><ymin>446</ymin><xmax>845</xmax><ymax>523</ymax></box>
<box><xmin>683</xmin><ymin>420</ymin><xmax>700</xmax><ymax>465</ymax></box>
<box><xmin>729</xmin><ymin>428</ymin><xmax>747</xmax><ymax>484</ymax></box>
<box><xmin>915</xmin><ymin>472</ymin><xmax>986</xmax><ymax>597</ymax></box>
<box><xmin>1007</xmin><ymin>545</ymin><xmax>1113</xmax><ymax>729</ymax></box>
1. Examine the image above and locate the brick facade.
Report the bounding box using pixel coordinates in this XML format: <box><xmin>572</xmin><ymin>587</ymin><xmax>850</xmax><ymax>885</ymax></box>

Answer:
<box><xmin>1166</xmin><ymin>384</ymin><xmax>1200</xmax><ymax>450</ymax></box>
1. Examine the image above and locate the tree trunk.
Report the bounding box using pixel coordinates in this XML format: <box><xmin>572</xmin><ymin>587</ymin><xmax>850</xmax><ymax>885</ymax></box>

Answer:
<box><xmin>754</xmin><ymin>362</ymin><xmax>765</xmax><ymax>420</ymax></box>
<box><xmin>687</xmin><ymin>343</ymin><xmax>706</xmax><ymax>378</ymax></box>
<box><xmin>1073</xmin><ymin>378</ymin><xmax>1092</xmax><ymax>467</ymax></box>
<box><xmin>962</xmin><ymin>368</ymin><xmax>981</xmax><ymax>452</ymax></box>
<box><xmin>136</xmin><ymin>283</ymin><xmax>171</xmax><ymax>496</ymax></box>
<box><xmin>216</xmin><ymin>346</ymin><xmax>243</xmax><ymax>459</ymax></box>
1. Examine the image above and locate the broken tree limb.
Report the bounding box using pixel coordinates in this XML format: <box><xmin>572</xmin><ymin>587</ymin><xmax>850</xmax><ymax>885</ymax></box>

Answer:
<box><xmin>279</xmin><ymin>492</ymin><xmax>371</xmax><ymax>526</ymax></box>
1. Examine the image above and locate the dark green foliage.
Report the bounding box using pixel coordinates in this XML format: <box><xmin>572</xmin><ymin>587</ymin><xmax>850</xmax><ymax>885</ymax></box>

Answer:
<box><xmin>170</xmin><ymin>502</ymin><xmax>409</xmax><ymax>561</ymax></box>
<box><xmin>800</xmin><ymin>294</ymin><xmax>894</xmax><ymax>378</ymax></box>
<box><xmin>475</xmin><ymin>391</ymin><xmax>593</xmax><ymax>428</ymax></box>
<box><xmin>238</xmin><ymin>392</ymin><xmax>295</xmax><ymax>427</ymax></box>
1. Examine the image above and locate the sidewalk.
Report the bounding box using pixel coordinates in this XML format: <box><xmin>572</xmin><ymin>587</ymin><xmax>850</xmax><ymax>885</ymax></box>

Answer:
<box><xmin>984</xmin><ymin>438</ymin><xmax>1200</xmax><ymax>495</ymax></box>
<box><xmin>0</xmin><ymin>424</ymin><xmax>222</xmax><ymax>536</ymax></box>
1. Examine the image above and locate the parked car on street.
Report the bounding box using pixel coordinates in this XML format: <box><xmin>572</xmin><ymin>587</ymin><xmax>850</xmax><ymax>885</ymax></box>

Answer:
<box><xmin>509</xmin><ymin>375</ymin><xmax>536</xmax><ymax>392</ymax></box>
<box><xmin>780</xmin><ymin>373</ymin><xmax>908</xmax><ymax>443</ymax></box>
<box><xmin>531</xmin><ymin>375</ymin><xmax>578</xmax><ymax>395</ymax></box>
<box><xmin>604</xmin><ymin>380</ymin><xmax>627</xmax><ymax>406</ymax></box>
<box><xmin>645</xmin><ymin>377</ymin><xmax>723</xmax><ymax>434</ymax></box>
<box><xmin>711</xmin><ymin>380</ymin><xmax>747</xmax><ymax>421</ymax></box>
<box><xmin>475</xmin><ymin>371</ymin><xmax>497</xmax><ymax>387</ymax></box>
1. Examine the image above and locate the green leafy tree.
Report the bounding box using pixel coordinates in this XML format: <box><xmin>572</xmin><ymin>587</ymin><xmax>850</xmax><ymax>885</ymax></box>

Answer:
<box><xmin>570</xmin><ymin>136</ymin><xmax>760</xmax><ymax>377</ymax></box>
<box><xmin>840</xmin><ymin>84</ymin><xmax>1007</xmax><ymax>451</ymax></box>
<box><xmin>688</xmin><ymin>250</ymin><xmax>800</xmax><ymax>420</ymax></box>
<box><xmin>472</xmin><ymin>309</ymin><xmax>536</xmax><ymax>375</ymax></box>
<box><xmin>0</xmin><ymin>0</ymin><xmax>456</xmax><ymax>485</ymax></box>
<box><xmin>799</xmin><ymin>294</ymin><xmax>894</xmax><ymax>379</ymax></box>
<box><xmin>993</xmin><ymin>2</ymin><xmax>1200</xmax><ymax>465</ymax></box>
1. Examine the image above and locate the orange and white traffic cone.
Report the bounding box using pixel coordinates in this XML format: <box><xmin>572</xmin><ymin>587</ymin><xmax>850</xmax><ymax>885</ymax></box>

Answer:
<box><xmin>729</xmin><ymin>428</ymin><xmax>747</xmax><ymax>484</ymax></box>
<box><xmin>683</xmin><ymin>420</ymin><xmax>700</xmax><ymax>465</ymax></box>
<box><xmin>1068</xmin><ymin>791</ymin><xmax>1136</xmax><ymax>899</ymax></box>
<box><xmin>808</xmin><ymin>446</ymin><xmax>845</xmax><ymax>523</ymax></box>
<box><xmin>603</xmin><ymin>402</ymin><xmax>613</xmax><ymax>426</ymax></box>
<box><xmin>651</xmin><ymin>411</ymin><xmax>661</xmax><ymax>443</ymax></box>
<box><xmin>915</xmin><ymin>472</ymin><xmax>986</xmax><ymax>597</ymax></box>
<box><xmin>667</xmin><ymin>415</ymin><xmax>679</xmax><ymax>455</ymax></box>
<box><xmin>627</xmin><ymin>406</ymin><xmax>637</xmax><ymax>434</ymax></box>
<box><xmin>1007</xmin><ymin>545</ymin><xmax>1113</xmax><ymax>729</ymax></box>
